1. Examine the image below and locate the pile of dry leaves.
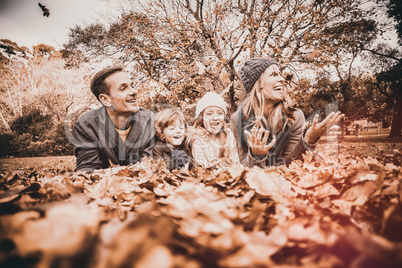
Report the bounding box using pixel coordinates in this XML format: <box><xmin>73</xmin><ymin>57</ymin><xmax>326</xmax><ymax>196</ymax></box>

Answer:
<box><xmin>0</xmin><ymin>150</ymin><xmax>401</xmax><ymax>267</ymax></box>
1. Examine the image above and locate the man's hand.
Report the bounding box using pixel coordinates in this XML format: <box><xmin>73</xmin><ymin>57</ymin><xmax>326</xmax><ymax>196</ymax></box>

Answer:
<box><xmin>305</xmin><ymin>111</ymin><xmax>345</xmax><ymax>144</ymax></box>
<box><xmin>245</xmin><ymin>127</ymin><xmax>276</xmax><ymax>158</ymax></box>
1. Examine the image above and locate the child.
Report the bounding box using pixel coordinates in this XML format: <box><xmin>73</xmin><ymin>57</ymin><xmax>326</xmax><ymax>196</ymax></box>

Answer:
<box><xmin>153</xmin><ymin>108</ymin><xmax>192</xmax><ymax>171</ymax></box>
<box><xmin>189</xmin><ymin>91</ymin><xmax>240</xmax><ymax>168</ymax></box>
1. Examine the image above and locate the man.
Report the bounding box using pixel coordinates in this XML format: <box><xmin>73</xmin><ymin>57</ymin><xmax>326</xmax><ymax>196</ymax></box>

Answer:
<box><xmin>73</xmin><ymin>66</ymin><xmax>155</xmax><ymax>172</ymax></box>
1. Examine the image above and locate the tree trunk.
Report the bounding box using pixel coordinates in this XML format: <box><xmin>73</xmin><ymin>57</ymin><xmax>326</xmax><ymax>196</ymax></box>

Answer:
<box><xmin>389</xmin><ymin>94</ymin><xmax>402</xmax><ymax>137</ymax></box>
<box><xmin>339</xmin><ymin>118</ymin><xmax>345</xmax><ymax>139</ymax></box>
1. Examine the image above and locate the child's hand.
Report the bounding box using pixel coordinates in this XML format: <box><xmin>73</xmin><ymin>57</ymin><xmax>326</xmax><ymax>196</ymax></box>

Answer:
<box><xmin>245</xmin><ymin>127</ymin><xmax>276</xmax><ymax>158</ymax></box>
<box><xmin>172</xmin><ymin>150</ymin><xmax>190</xmax><ymax>170</ymax></box>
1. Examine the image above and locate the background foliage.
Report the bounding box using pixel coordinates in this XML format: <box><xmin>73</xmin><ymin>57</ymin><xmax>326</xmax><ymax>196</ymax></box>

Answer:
<box><xmin>0</xmin><ymin>40</ymin><xmax>95</xmax><ymax>157</ymax></box>
<box><xmin>63</xmin><ymin>0</ymin><xmax>402</xmax><ymax>134</ymax></box>
<box><xmin>0</xmin><ymin>0</ymin><xmax>401</xmax><ymax>158</ymax></box>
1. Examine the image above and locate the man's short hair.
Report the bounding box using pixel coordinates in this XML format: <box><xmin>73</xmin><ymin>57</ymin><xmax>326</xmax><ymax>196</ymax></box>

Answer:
<box><xmin>90</xmin><ymin>66</ymin><xmax>123</xmax><ymax>101</ymax></box>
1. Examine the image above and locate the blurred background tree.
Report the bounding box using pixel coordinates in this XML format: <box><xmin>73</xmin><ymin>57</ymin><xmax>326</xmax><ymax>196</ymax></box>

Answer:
<box><xmin>0</xmin><ymin>39</ymin><xmax>94</xmax><ymax>157</ymax></box>
<box><xmin>368</xmin><ymin>0</ymin><xmax>402</xmax><ymax>137</ymax></box>
<box><xmin>62</xmin><ymin>0</ymin><xmax>401</xmax><ymax>136</ymax></box>
<box><xmin>63</xmin><ymin>0</ymin><xmax>380</xmax><ymax>112</ymax></box>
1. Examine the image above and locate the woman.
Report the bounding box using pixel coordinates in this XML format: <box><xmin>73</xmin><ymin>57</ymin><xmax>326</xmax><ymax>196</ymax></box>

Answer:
<box><xmin>230</xmin><ymin>57</ymin><xmax>344</xmax><ymax>167</ymax></box>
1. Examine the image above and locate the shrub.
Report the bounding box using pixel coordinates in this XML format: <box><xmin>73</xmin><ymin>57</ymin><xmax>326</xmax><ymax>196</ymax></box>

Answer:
<box><xmin>11</xmin><ymin>109</ymin><xmax>53</xmax><ymax>137</ymax></box>
<box><xmin>1</xmin><ymin>109</ymin><xmax>75</xmax><ymax>158</ymax></box>
<box><xmin>0</xmin><ymin>132</ymin><xmax>16</xmax><ymax>157</ymax></box>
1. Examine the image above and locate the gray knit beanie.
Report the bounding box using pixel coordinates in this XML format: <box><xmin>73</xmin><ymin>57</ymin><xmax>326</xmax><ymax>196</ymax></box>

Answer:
<box><xmin>195</xmin><ymin>91</ymin><xmax>227</xmax><ymax>118</ymax></box>
<box><xmin>240</xmin><ymin>57</ymin><xmax>279</xmax><ymax>93</ymax></box>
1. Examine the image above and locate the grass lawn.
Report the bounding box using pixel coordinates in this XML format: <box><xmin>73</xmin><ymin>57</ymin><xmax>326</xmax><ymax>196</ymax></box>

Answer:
<box><xmin>0</xmin><ymin>155</ymin><xmax>75</xmax><ymax>175</ymax></box>
<box><xmin>322</xmin><ymin>134</ymin><xmax>402</xmax><ymax>143</ymax></box>
<box><xmin>1</xmin><ymin>134</ymin><xmax>401</xmax><ymax>175</ymax></box>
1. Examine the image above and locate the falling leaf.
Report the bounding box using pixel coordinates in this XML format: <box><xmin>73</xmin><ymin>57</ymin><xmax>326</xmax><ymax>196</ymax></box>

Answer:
<box><xmin>38</xmin><ymin>3</ymin><xmax>50</xmax><ymax>17</ymax></box>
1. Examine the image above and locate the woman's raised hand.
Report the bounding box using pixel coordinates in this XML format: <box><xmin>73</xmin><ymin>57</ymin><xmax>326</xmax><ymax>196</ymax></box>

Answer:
<box><xmin>305</xmin><ymin>111</ymin><xmax>345</xmax><ymax>144</ymax></box>
<box><xmin>245</xmin><ymin>127</ymin><xmax>276</xmax><ymax>157</ymax></box>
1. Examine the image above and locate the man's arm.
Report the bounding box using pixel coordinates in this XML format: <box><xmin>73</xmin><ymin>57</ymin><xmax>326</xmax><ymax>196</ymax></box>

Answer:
<box><xmin>141</xmin><ymin>135</ymin><xmax>155</xmax><ymax>160</ymax></box>
<box><xmin>73</xmin><ymin>120</ymin><xmax>104</xmax><ymax>173</ymax></box>
<box><xmin>139</xmin><ymin>112</ymin><xmax>155</xmax><ymax>161</ymax></box>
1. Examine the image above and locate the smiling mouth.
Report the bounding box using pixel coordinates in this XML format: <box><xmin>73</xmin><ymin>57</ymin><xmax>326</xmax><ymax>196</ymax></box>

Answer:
<box><xmin>210</xmin><ymin>122</ymin><xmax>221</xmax><ymax>127</ymax></box>
<box><xmin>273</xmin><ymin>86</ymin><xmax>283</xmax><ymax>91</ymax></box>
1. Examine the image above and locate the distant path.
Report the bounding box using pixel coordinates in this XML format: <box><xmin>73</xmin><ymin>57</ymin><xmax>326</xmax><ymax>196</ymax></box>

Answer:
<box><xmin>321</xmin><ymin>134</ymin><xmax>402</xmax><ymax>143</ymax></box>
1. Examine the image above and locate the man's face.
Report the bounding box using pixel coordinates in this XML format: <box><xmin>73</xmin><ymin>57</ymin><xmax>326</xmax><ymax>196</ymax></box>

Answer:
<box><xmin>100</xmin><ymin>71</ymin><xmax>139</xmax><ymax>114</ymax></box>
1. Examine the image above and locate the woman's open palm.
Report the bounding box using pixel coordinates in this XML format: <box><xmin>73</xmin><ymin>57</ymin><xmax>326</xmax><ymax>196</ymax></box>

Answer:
<box><xmin>245</xmin><ymin>127</ymin><xmax>276</xmax><ymax>157</ymax></box>
<box><xmin>305</xmin><ymin>111</ymin><xmax>345</xmax><ymax>144</ymax></box>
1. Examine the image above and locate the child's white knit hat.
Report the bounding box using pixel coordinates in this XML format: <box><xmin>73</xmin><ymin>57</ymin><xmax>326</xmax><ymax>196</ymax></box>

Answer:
<box><xmin>195</xmin><ymin>91</ymin><xmax>227</xmax><ymax>118</ymax></box>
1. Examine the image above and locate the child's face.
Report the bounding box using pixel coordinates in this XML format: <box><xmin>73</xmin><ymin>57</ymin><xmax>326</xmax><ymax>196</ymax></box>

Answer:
<box><xmin>202</xmin><ymin>106</ymin><xmax>225</xmax><ymax>135</ymax></box>
<box><xmin>163</xmin><ymin>119</ymin><xmax>185</xmax><ymax>149</ymax></box>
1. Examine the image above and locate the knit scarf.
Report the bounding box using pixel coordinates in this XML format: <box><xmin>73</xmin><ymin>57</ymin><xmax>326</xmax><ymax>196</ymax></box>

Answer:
<box><xmin>237</xmin><ymin>103</ymin><xmax>294</xmax><ymax>165</ymax></box>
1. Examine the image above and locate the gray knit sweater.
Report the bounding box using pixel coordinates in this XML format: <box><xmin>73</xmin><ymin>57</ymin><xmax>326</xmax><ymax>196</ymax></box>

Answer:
<box><xmin>229</xmin><ymin>108</ymin><xmax>313</xmax><ymax>168</ymax></box>
<box><xmin>73</xmin><ymin>106</ymin><xmax>155</xmax><ymax>172</ymax></box>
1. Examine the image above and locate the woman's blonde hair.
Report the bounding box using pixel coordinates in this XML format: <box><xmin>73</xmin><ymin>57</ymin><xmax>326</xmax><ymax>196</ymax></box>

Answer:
<box><xmin>241</xmin><ymin>73</ymin><xmax>294</xmax><ymax>136</ymax></box>
<box><xmin>188</xmin><ymin>109</ymin><xmax>230</xmax><ymax>158</ymax></box>
<box><xmin>154</xmin><ymin>108</ymin><xmax>186</xmax><ymax>140</ymax></box>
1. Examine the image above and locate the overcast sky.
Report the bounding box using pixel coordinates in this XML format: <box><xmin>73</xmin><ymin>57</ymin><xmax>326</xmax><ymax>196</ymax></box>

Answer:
<box><xmin>0</xmin><ymin>0</ymin><xmax>119</xmax><ymax>50</ymax></box>
<box><xmin>1</xmin><ymin>0</ymin><xmax>398</xmax><ymax>53</ymax></box>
